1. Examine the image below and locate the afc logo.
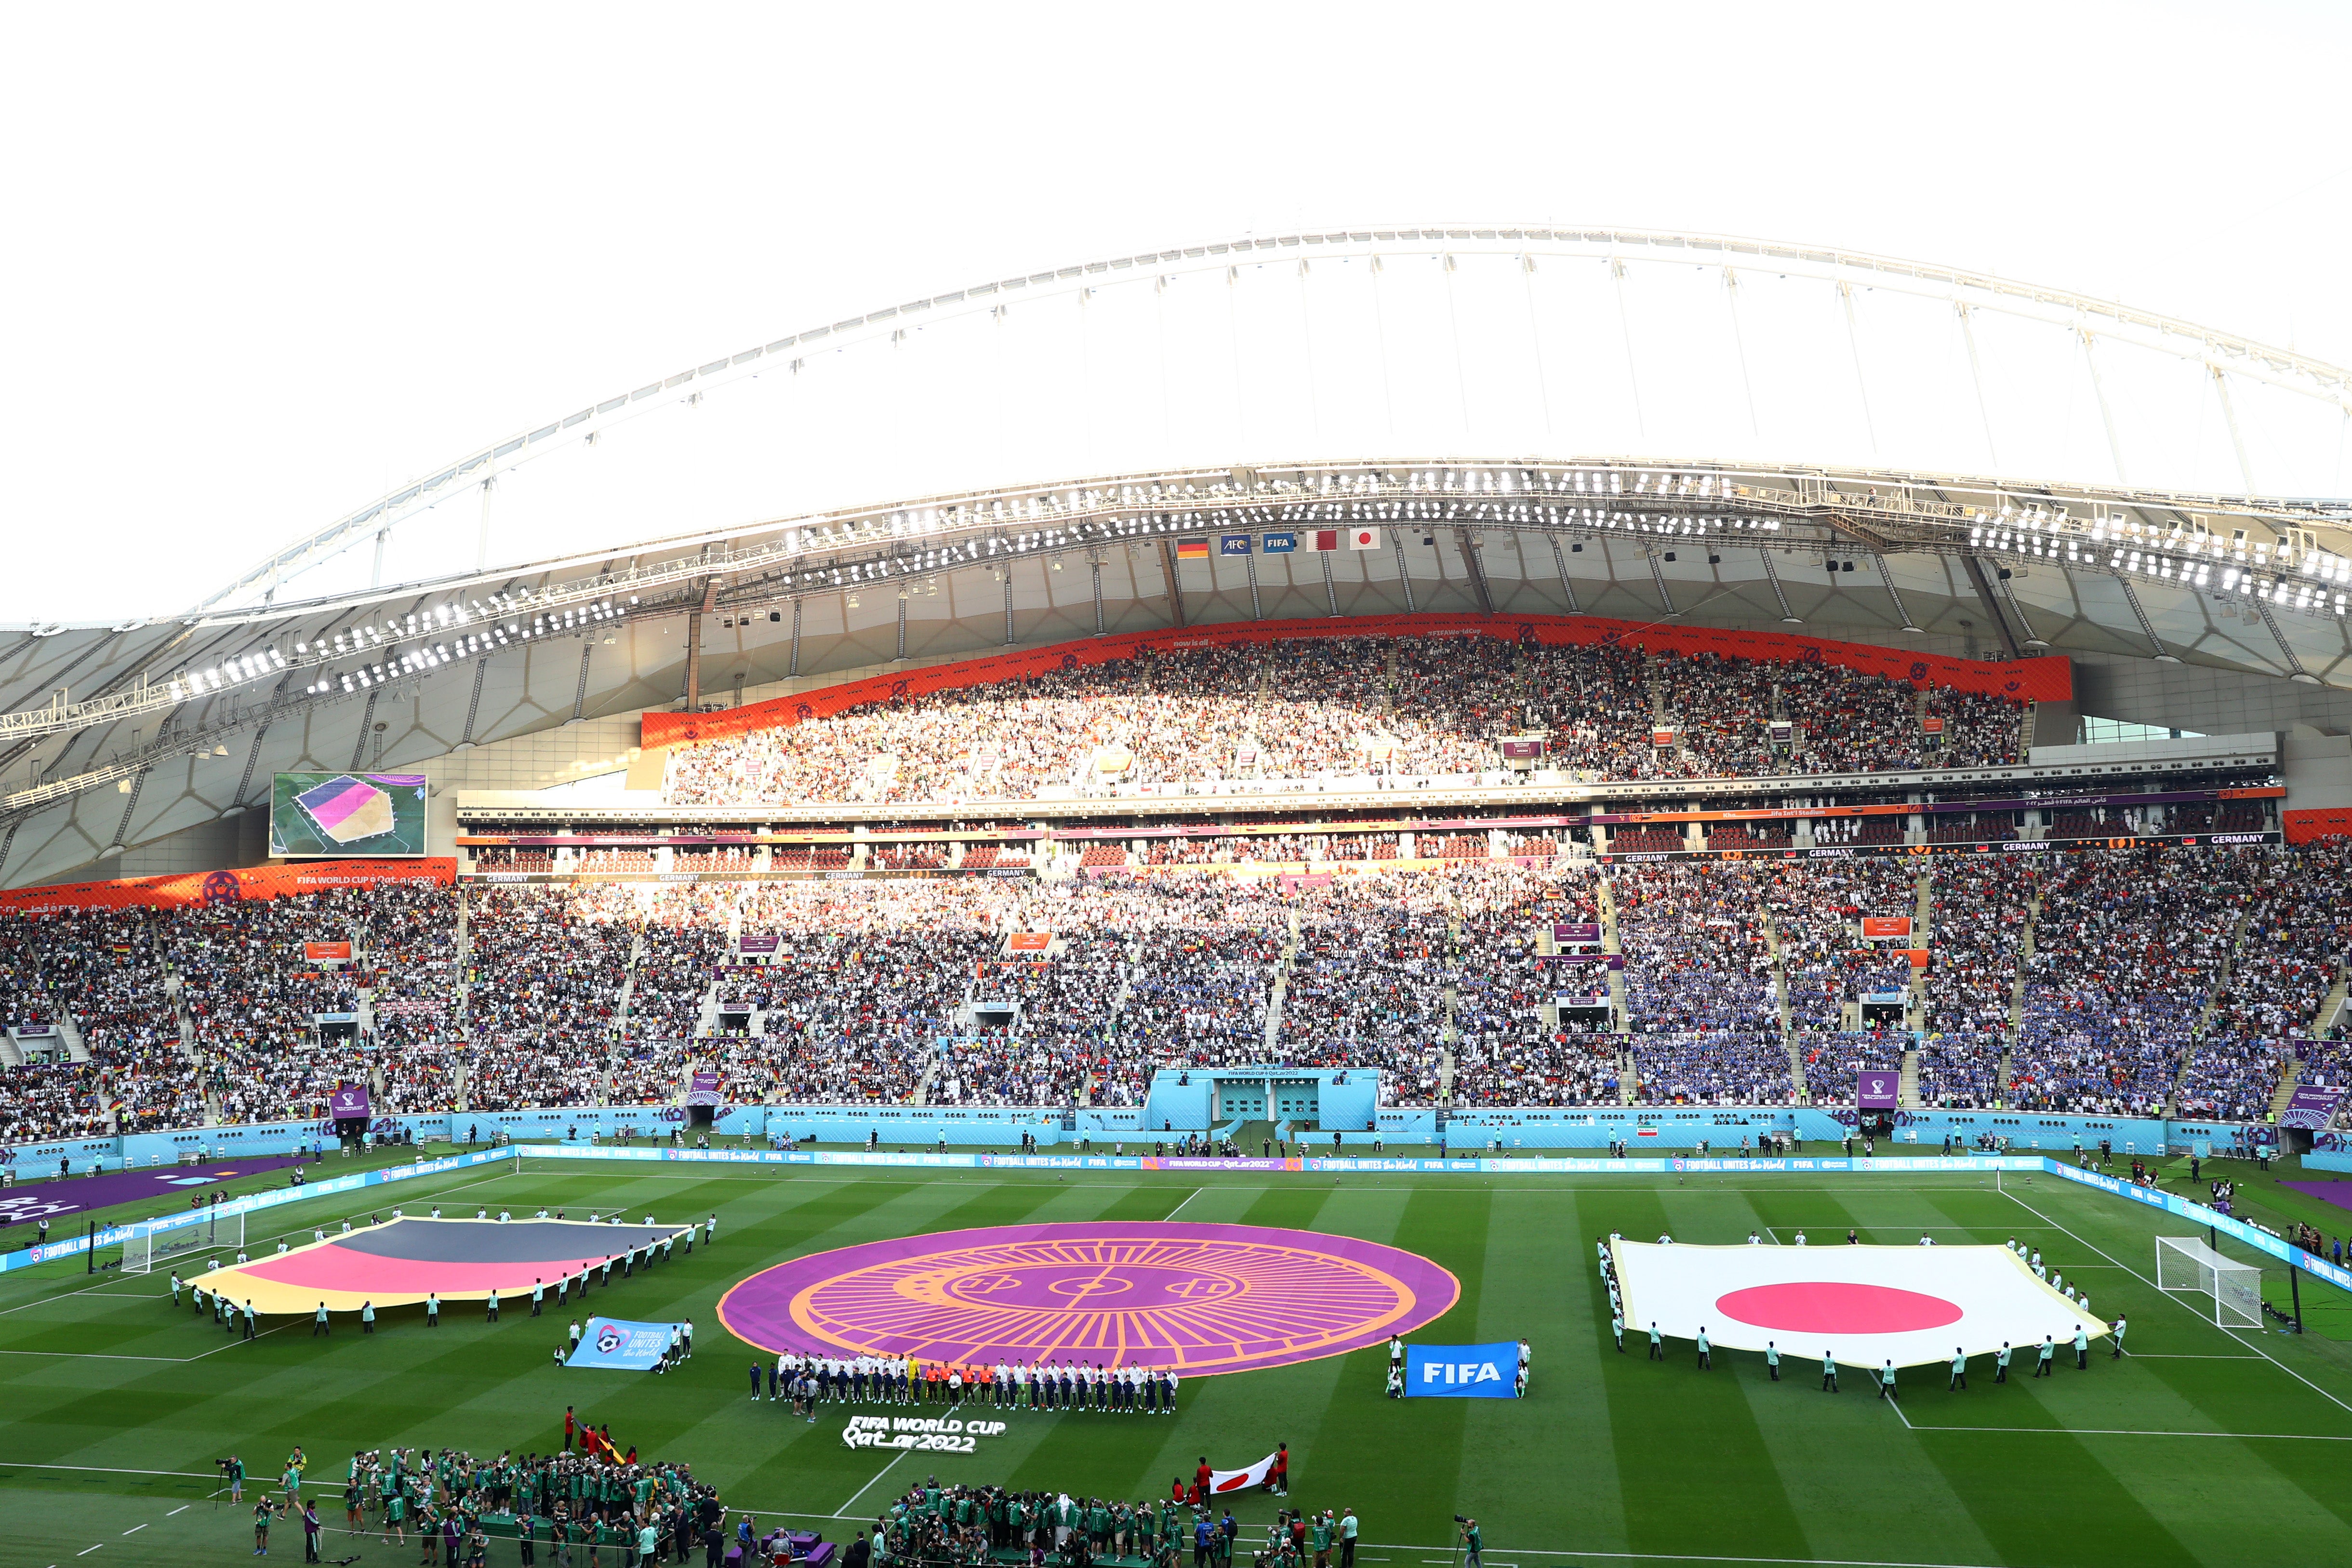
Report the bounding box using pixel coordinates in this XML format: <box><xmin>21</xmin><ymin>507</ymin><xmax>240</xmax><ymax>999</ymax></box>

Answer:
<box><xmin>200</xmin><ymin>871</ymin><xmax>243</xmax><ymax>905</ymax></box>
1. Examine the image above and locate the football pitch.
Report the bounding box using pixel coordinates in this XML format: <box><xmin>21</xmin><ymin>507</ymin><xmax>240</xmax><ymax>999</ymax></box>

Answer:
<box><xmin>4</xmin><ymin>1157</ymin><xmax>2351</xmax><ymax>1568</ymax></box>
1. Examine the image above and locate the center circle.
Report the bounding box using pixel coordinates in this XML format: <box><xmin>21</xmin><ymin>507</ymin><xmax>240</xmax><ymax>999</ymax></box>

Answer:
<box><xmin>1713</xmin><ymin>1281</ymin><xmax>1965</xmax><ymax>1335</ymax></box>
<box><xmin>718</xmin><ymin>1221</ymin><xmax>1459</xmax><ymax>1376</ymax></box>
<box><xmin>943</xmin><ymin>1262</ymin><xmax>1234</xmax><ymax>1309</ymax></box>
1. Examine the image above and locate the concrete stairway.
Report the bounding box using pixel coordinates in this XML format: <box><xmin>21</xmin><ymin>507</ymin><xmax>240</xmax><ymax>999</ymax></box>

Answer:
<box><xmin>1995</xmin><ymin>891</ymin><xmax>2043</xmax><ymax>1105</ymax></box>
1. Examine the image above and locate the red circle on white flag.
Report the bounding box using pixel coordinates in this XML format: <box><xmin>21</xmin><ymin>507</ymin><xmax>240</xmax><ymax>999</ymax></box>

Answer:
<box><xmin>1714</xmin><ymin>1282</ymin><xmax>1962</xmax><ymax>1334</ymax></box>
<box><xmin>1353</xmin><ymin>530</ymin><xmax>1374</xmax><ymax>546</ymax></box>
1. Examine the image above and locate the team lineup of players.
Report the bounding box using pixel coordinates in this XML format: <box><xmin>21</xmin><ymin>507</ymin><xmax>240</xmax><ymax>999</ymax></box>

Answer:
<box><xmin>1596</xmin><ymin>1232</ymin><xmax>2128</xmax><ymax>1395</ymax></box>
<box><xmin>758</xmin><ymin>1352</ymin><xmax>1182</xmax><ymax>1414</ymax></box>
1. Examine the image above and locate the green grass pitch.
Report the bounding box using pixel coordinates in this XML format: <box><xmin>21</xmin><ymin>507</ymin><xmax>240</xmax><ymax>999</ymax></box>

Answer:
<box><xmin>4</xmin><ymin>1155</ymin><xmax>2352</xmax><ymax>1568</ymax></box>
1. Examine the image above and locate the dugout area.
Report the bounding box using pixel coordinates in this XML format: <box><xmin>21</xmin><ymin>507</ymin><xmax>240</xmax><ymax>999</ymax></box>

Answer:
<box><xmin>1</xmin><ymin>1156</ymin><xmax>2351</xmax><ymax>1568</ymax></box>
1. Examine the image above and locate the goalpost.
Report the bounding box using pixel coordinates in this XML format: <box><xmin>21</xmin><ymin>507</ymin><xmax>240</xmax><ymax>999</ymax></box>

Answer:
<box><xmin>121</xmin><ymin>1211</ymin><xmax>243</xmax><ymax>1276</ymax></box>
<box><xmin>2155</xmin><ymin>1235</ymin><xmax>2263</xmax><ymax>1329</ymax></box>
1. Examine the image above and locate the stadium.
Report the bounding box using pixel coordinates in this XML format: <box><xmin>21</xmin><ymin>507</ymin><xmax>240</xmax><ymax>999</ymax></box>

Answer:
<box><xmin>7</xmin><ymin>191</ymin><xmax>2352</xmax><ymax>1568</ymax></box>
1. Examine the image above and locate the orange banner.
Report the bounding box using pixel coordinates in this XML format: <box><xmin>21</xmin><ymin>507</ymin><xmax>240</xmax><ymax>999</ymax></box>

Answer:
<box><xmin>1861</xmin><ymin>916</ymin><xmax>1914</xmax><ymax>939</ymax></box>
<box><xmin>2286</xmin><ymin>809</ymin><xmax>2352</xmax><ymax>844</ymax></box>
<box><xmin>641</xmin><ymin>613</ymin><xmax>2072</xmax><ymax>751</ymax></box>
<box><xmin>0</xmin><ymin>858</ymin><xmax>456</xmax><ymax>914</ymax></box>
<box><xmin>302</xmin><ymin>941</ymin><xmax>354</xmax><ymax>962</ymax></box>
<box><xmin>1007</xmin><ymin>931</ymin><xmax>1053</xmax><ymax>952</ymax></box>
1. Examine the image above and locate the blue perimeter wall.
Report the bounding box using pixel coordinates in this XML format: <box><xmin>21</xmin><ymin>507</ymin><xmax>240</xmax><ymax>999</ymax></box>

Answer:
<box><xmin>5</xmin><ymin>1101</ymin><xmax>2269</xmax><ymax>1179</ymax></box>
<box><xmin>4</xmin><ymin>1146</ymin><xmax>2346</xmax><ymax>1305</ymax></box>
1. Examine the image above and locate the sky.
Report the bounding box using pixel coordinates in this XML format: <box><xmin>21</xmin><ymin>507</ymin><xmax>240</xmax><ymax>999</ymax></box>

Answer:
<box><xmin>2</xmin><ymin>1</ymin><xmax>2348</xmax><ymax>625</ymax></box>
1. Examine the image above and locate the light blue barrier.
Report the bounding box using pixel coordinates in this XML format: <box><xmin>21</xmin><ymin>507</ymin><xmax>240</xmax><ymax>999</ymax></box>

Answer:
<box><xmin>0</xmin><ymin>1147</ymin><xmax>517</xmax><ymax>1276</ymax></box>
<box><xmin>2299</xmin><ymin>1150</ymin><xmax>2352</xmax><ymax>1174</ymax></box>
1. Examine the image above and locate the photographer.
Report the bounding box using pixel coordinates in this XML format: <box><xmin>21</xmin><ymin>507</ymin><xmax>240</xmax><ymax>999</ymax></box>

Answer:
<box><xmin>1455</xmin><ymin>1518</ymin><xmax>1480</xmax><ymax>1568</ymax></box>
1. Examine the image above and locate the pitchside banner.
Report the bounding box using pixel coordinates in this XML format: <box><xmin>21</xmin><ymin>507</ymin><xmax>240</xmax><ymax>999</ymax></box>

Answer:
<box><xmin>1405</xmin><ymin>1342</ymin><xmax>1520</xmax><ymax>1397</ymax></box>
<box><xmin>328</xmin><ymin>1083</ymin><xmax>371</xmax><ymax>1119</ymax></box>
<box><xmin>565</xmin><ymin>1317</ymin><xmax>681</xmax><ymax>1370</ymax></box>
<box><xmin>2281</xmin><ymin>1084</ymin><xmax>2345</xmax><ymax>1129</ymax></box>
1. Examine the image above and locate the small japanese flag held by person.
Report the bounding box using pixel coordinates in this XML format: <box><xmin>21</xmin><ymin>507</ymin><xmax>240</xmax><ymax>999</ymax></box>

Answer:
<box><xmin>1208</xmin><ymin>1451</ymin><xmax>1281</xmax><ymax>1493</ymax></box>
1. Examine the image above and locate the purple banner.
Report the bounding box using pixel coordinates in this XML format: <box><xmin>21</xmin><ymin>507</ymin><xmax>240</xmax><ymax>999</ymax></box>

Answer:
<box><xmin>0</xmin><ymin>1155</ymin><xmax>312</xmax><ymax>1230</ymax></box>
<box><xmin>2281</xmin><ymin>1084</ymin><xmax>2345</xmax><ymax>1130</ymax></box>
<box><xmin>328</xmin><ymin>1082</ymin><xmax>371</xmax><ymax>1119</ymax></box>
<box><xmin>1543</xmin><ymin>953</ymin><xmax>1625</xmax><ymax>970</ymax></box>
<box><xmin>1856</xmin><ymin>1070</ymin><xmax>1901</xmax><ymax>1109</ymax></box>
<box><xmin>13</xmin><ymin>1023</ymin><xmax>54</xmax><ymax>1038</ymax></box>
<box><xmin>1553</xmin><ymin>923</ymin><xmax>1600</xmax><ymax>944</ymax></box>
<box><xmin>686</xmin><ymin>1069</ymin><xmax>725</xmax><ymax>1107</ymax></box>
<box><xmin>1498</xmin><ymin>740</ymin><xmax>1545</xmax><ymax>760</ymax></box>
<box><xmin>738</xmin><ymin>933</ymin><xmax>781</xmax><ymax>957</ymax></box>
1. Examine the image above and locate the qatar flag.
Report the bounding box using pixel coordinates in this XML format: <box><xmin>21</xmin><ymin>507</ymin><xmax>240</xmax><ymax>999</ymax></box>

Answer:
<box><xmin>1610</xmin><ymin>1241</ymin><xmax>2103</xmax><ymax>1369</ymax></box>
<box><xmin>1208</xmin><ymin>1450</ymin><xmax>1280</xmax><ymax>1494</ymax></box>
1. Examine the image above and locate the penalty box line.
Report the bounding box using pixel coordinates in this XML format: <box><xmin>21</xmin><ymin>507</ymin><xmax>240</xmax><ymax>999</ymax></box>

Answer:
<box><xmin>1996</xmin><ymin>1185</ymin><xmax>2352</xmax><ymax>1420</ymax></box>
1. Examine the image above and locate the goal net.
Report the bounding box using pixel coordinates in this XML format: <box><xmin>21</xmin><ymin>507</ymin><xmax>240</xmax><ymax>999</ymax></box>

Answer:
<box><xmin>121</xmin><ymin>1211</ymin><xmax>243</xmax><ymax>1276</ymax></box>
<box><xmin>2155</xmin><ymin>1235</ymin><xmax>2262</xmax><ymax>1329</ymax></box>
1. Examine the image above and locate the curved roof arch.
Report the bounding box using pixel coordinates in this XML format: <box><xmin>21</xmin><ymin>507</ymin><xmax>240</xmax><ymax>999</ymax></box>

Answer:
<box><xmin>197</xmin><ymin>226</ymin><xmax>2352</xmax><ymax>618</ymax></box>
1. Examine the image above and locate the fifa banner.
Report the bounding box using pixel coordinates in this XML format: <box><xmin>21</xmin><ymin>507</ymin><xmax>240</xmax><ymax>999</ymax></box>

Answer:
<box><xmin>1207</xmin><ymin>1449</ymin><xmax>1283</xmax><ymax>1494</ymax></box>
<box><xmin>1405</xmin><ymin>1342</ymin><xmax>1520</xmax><ymax>1398</ymax></box>
<box><xmin>328</xmin><ymin>1082</ymin><xmax>371</xmax><ymax>1119</ymax></box>
<box><xmin>566</xmin><ymin>1317</ymin><xmax>682</xmax><ymax>1370</ymax></box>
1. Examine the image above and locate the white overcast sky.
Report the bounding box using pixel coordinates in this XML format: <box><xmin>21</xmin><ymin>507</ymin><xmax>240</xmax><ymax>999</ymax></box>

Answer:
<box><xmin>2</xmin><ymin>1</ymin><xmax>2348</xmax><ymax>625</ymax></box>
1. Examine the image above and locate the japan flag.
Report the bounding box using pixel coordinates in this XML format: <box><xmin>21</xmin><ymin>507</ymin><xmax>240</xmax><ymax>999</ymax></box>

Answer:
<box><xmin>1348</xmin><ymin>527</ymin><xmax>1382</xmax><ymax>550</ymax></box>
<box><xmin>1611</xmin><ymin>1240</ymin><xmax>2101</xmax><ymax>1369</ymax></box>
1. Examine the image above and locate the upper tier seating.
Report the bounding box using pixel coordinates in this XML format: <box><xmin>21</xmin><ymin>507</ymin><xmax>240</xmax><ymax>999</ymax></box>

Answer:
<box><xmin>662</xmin><ymin>637</ymin><xmax>2026</xmax><ymax>807</ymax></box>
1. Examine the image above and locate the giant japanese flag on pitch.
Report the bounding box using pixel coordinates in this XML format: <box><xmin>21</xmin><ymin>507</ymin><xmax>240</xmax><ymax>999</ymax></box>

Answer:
<box><xmin>1611</xmin><ymin>1241</ymin><xmax>2102</xmax><ymax>1369</ymax></box>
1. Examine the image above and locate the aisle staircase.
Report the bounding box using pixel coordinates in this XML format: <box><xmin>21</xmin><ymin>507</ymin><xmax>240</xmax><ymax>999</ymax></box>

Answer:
<box><xmin>2167</xmin><ymin>911</ymin><xmax>2251</xmax><ymax>1116</ymax></box>
<box><xmin>1761</xmin><ymin>906</ymin><xmax>1803</xmax><ymax>1096</ymax></box>
<box><xmin>1262</xmin><ymin>913</ymin><xmax>1299</xmax><ymax>1058</ymax></box>
<box><xmin>1595</xmin><ymin>875</ymin><xmax>1635</xmax><ymax>1103</ymax></box>
<box><xmin>1995</xmin><ymin>891</ymin><xmax>2043</xmax><ymax>1104</ymax></box>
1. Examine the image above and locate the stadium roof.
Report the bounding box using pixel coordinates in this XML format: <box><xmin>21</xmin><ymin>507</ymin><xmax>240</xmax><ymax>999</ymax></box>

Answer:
<box><xmin>4</xmin><ymin>229</ymin><xmax>2350</xmax><ymax>887</ymax></box>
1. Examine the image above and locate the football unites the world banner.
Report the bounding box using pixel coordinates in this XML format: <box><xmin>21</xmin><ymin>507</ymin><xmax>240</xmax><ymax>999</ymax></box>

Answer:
<box><xmin>566</xmin><ymin>1317</ymin><xmax>684</xmax><ymax>1371</ymax></box>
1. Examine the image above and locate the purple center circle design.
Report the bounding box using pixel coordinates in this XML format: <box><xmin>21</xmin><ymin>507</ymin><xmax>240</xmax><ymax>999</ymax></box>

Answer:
<box><xmin>717</xmin><ymin>1221</ymin><xmax>1459</xmax><ymax>1376</ymax></box>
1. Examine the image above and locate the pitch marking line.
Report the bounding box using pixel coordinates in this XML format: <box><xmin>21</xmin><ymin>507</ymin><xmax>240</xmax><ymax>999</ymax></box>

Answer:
<box><xmin>1901</xmin><ymin>1424</ymin><xmax>2352</xmax><ymax>1441</ymax></box>
<box><xmin>1998</xmin><ymin>1186</ymin><xmax>2352</xmax><ymax>1419</ymax></box>
<box><xmin>1164</xmin><ymin>1187</ymin><xmax>1205</xmax><ymax>1220</ymax></box>
<box><xmin>1365</xmin><ymin>1542</ymin><xmax>2020</xmax><ymax>1568</ymax></box>
<box><xmin>836</xmin><ymin>1451</ymin><xmax>904</xmax><ymax>1516</ymax></box>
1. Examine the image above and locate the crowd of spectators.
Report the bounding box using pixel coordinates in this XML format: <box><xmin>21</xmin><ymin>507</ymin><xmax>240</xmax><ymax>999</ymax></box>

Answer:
<box><xmin>1631</xmin><ymin>1031</ymin><xmax>1793</xmax><ymax>1105</ymax></box>
<box><xmin>1915</xmin><ymin>1031</ymin><xmax>2006</xmax><ymax>1109</ymax></box>
<box><xmin>1765</xmin><ymin>861</ymin><xmax>1920</xmax><ymax>1031</ymax></box>
<box><xmin>1613</xmin><ymin>862</ymin><xmax>1779</xmax><ymax>1035</ymax></box>
<box><xmin>660</xmin><ymin>637</ymin><xmax>2029</xmax><ymax>809</ymax></box>
<box><xmin>3</xmin><ymin>834</ymin><xmax>2342</xmax><ymax>1145</ymax></box>
<box><xmin>1794</xmin><ymin>1029</ymin><xmax>1905</xmax><ymax>1106</ymax></box>
<box><xmin>1926</xmin><ymin>857</ymin><xmax>2037</xmax><ymax>1035</ymax></box>
<box><xmin>2009</xmin><ymin>848</ymin><xmax>2246</xmax><ymax>1115</ymax></box>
